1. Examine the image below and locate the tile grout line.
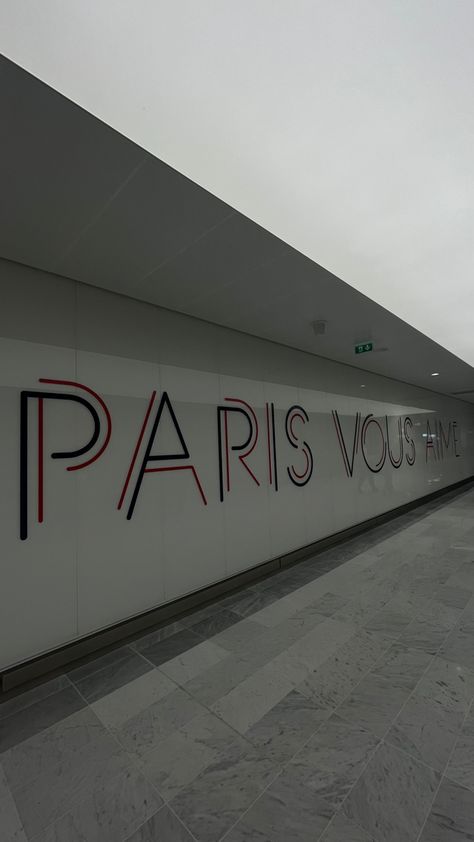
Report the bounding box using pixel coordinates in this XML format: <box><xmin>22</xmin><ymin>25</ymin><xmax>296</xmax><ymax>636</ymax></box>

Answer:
<box><xmin>442</xmin><ymin>695</ymin><xmax>474</xmax><ymax>795</ymax></box>
<box><xmin>317</xmin><ymin>809</ymin><xmax>376</xmax><ymax>842</ymax></box>
<box><xmin>0</xmin><ymin>673</ymin><xmax>76</xmax><ymax>727</ymax></box>
<box><xmin>120</xmin><ymin>801</ymin><xmax>200</xmax><ymax>842</ymax></box>
<box><xmin>0</xmin><ymin>769</ymin><xmax>28</xmax><ymax>842</ymax></box>
<box><xmin>414</xmin><ymin>697</ymin><xmax>474</xmax><ymax>842</ymax></box>
<box><xmin>167</xmin><ymin>802</ymin><xmax>200</xmax><ymax>842</ymax></box>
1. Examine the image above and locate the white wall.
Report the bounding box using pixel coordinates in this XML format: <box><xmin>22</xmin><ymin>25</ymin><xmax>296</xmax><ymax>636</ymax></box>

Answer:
<box><xmin>1</xmin><ymin>258</ymin><xmax>473</xmax><ymax>671</ymax></box>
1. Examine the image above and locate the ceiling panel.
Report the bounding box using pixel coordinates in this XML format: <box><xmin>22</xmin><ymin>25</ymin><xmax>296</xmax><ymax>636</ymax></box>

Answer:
<box><xmin>56</xmin><ymin>156</ymin><xmax>234</xmax><ymax>291</ymax></box>
<box><xmin>0</xmin><ymin>55</ymin><xmax>144</xmax><ymax>270</ymax></box>
<box><xmin>138</xmin><ymin>212</ymin><xmax>291</xmax><ymax>311</ymax></box>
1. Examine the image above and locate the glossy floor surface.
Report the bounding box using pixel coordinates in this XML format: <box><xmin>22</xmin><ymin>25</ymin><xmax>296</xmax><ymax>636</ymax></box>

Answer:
<box><xmin>2</xmin><ymin>488</ymin><xmax>474</xmax><ymax>841</ymax></box>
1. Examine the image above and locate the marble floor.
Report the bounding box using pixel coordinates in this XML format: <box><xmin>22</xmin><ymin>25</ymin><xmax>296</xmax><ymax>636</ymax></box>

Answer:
<box><xmin>2</xmin><ymin>488</ymin><xmax>474</xmax><ymax>841</ymax></box>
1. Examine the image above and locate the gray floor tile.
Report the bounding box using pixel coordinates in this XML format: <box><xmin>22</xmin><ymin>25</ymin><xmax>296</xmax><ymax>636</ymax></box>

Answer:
<box><xmin>91</xmin><ymin>669</ymin><xmax>177</xmax><ymax>729</ymax></box>
<box><xmin>253</xmin><ymin>577</ymin><xmax>303</xmax><ymax>599</ymax></box>
<box><xmin>386</xmin><ymin>693</ymin><xmax>464</xmax><ymax>772</ymax></box>
<box><xmin>158</xmin><ymin>639</ymin><xmax>229</xmax><ymax>685</ymax></box>
<box><xmin>252</xmin><ymin>572</ymin><xmax>293</xmax><ymax>592</ymax></box>
<box><xmin>298</xmin><ymin>629</ymin><xmax>392</xmax><ymax>711</ymax></box>
<box><xmin>383</xmin><ymin>589</ymin><xmax>430</xmax><ymax>622</ymax></box>
<box><xmin>212</xmin><ymin>619</ymin><xmax>355</xmax><ymax>734</ymax></box>
<box><xmin>132</xmin><ymin>627</ymin><xmax>204</xmax><ymax>667</ymax></box>
<box><xmin>229</xmin><ymin>589</ymin><xmax>279</xmax><ymax>618</ymax></box>
<box><xmin>211</xmin><ymin>619</ymin><xmax>266</xmax><ymax>654</ymax></box>
<box><xmin>305</xmin><ymin>591</ymin><xmax>348</xmax><ymax>617</ymax></box>
<box><xmin>67</xmin><ymin>646</ymin><xmax>136</xmax><ymax>683</ymax></box>
<box><xmin>212</xmin><ymin>587</ymin><xmax>264</xmax><ymax>613</ymax></box>
<box><xmin>0</xmin><ymin>761</ymin><xmax>8</xmax><ymax>798</ymax></box>
<box><xmin>181</xmin><ymin>601</ymin><xmax>230</xmax><ymax>628</ymax></box>
<box><xmin>214</xmin><ymin>611</ymin><xmax>323</xmax><ymax>667</ymax></box>
<box><xmin>189</xmin><ymin>608</ymin><xmax>241</xmax><ymax>638</ymax></box>
<box><xmin>170</xmin><ymin>742</ymin><xmax>280</xmax><ymax>842</ymax></box>
<box><xmin>139</xmin><ymin>710</ymin><xmax>246</xmax><ymax>801</ymax></box>
<box><xmin>12</xmin><ymin>731</ymin><xmax>129</xmax><ymax>837</ymax></box>
<box><xmin>336</xmin><ymin>645</ymin><xmax>432</xmax><ymax>737</ymax></box>
<box><xmin>246</xmin><ymin>689</ymin><xmax>330</xmax><ymax>764</ymax></box>
<box><xmin>440</xmin><ymin>628</ymin><xmax>474</xmax><ymax>672</ymax></box>
<box><xmin>130</xmin><ymin>620</ymin><xmax>187</xmax><ymax>647</ymax></box>
<box><xmin>247</xmin><ymin>587</ymin><xmax>321</xmax><ymax>630</ymax></box>
<box><xmin>288</xmin><ymin>565</ymin><xmax>328</xmax><ymax>586</ymax></box>
<box><xmin>372</xmin><ymin>641</ymin><xmax>432</xmax><ymax>683</ymax></box>
<box><xmin>344</xmin><ymin>741</ymin><xmax>439</xmax><ymax>842</ymax></box>
<box><xmin>419</xmin><ymin>599</ymin><xmax>463</xmax><ymax>631</ymax></box>
<box><xmin>333</xmin><ymin>593</ymin><xmax>391</xmax><ymax>627</ymax></box>
<box><xmin>364</xmin><ymin>607</ymin><xmax>412</xmax><ymax>637</ymax></box>
<box><xmin>224</xmin><ymin>771</ymin><xmax>334</xmax><ymax>841</ymax></box>
<box><xmin>0</xmin><ymin>790</ymin><xmax>27</xmax><ymax>841</ymax></box>
<box><xmin>34</xmin><ymin>764</ymin><xmax>162</xmax><ymax>842</ymax></box>
<box><xmin>416</xmin><ymin>656</ymin><xmax>474</xmax><ymax>714</ymax></box>
<box><xmin>419</xmin><ymin>777</ymin><xmax>474</xmax><ymax>841</ymax></box>
<box><xmin>446</xmin><ymin>707</ymin><xmax>474</xmax><ymax>791</ymax></box>
<box><xmin>276</xmin><ymin>605</ymin><xmax>327</xmax><ymax>638</ymax></box>
<box><xmin>320</xmin><ymin>811</ymin><xmax>375</xmax><ymax>841</ymax></box>
<box><xmin>460</xmin><ymin>596</ymin><xmax>474</xmax><ymax>627</ymax></box>
<box><xmin>434</xmin><ymin>585</ymin><xmax>472</xmax><ymax>610</ymax></box>
<box><xmin>124</xmin><ymin>806</ymin><xmax>195</xmax><ymax>841</ymax></box>
<box><xmin>115</xmin><ymin>687</ymin><xmax>207</xmax><ymax>758</ymax></box>
<box><xmin>212</xmin><ymin>655</ymin><xmax>296</xmax><ymax>735</ymax></box>
<box><xmin>0</xmin><ymin>686</ymin><xmax>85</xmax><ymax>753</ymax></box>
<box><xmin>0</xmin><ymin>676</ymin><xmax>70</xmax><ymax>722</ymax></box>
<box><xmin>288</xmin><ymin>713</ymin><xmax>379</xmax><ymax>809</ymax></box>
<box><xmin>183</xmin><ymin>653</ymin><xmax>258</xmax><ymax>707</ymax></box>
<box><xmin>70</xmin><ymin>649</ymin><xmax>152</xmax><ymax>704</ymax></box>
<box><xmin>399</xmin><ymin>617</ymin><xmax>453</xmax><ymax>655</ymax></box>
<box><xmin>445</xmin><ymin>561</ymin><xmax>474</xmax><ymax>592</ymax></box>
<box><xmin>1</xmin><ymin>706</ymin><xmax>106</xmax><ymax>792</ymax></box>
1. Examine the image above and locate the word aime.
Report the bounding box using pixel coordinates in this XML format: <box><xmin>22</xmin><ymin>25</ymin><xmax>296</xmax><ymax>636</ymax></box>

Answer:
<box><xmin>19</xmin><ymin>379</ymin><xmax>460</xmax><ymax>540</ymax></box>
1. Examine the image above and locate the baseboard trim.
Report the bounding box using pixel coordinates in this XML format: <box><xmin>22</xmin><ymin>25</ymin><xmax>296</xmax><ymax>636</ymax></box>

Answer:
<box><xmin>2</xmin><ymin>474</ymin><xmax>473</xmax><ymax>694</ymax></box>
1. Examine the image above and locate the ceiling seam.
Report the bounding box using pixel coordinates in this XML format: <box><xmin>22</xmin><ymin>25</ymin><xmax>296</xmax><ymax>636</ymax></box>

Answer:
<box><xmin>136</xmin><ymin>208</ymin><xmax>237</xmax><ymax>284</ymax></box>
<box><xmin>50</xmin><ymin>156</ymin><xmax>149</xmax><ymax>269</ymax></box>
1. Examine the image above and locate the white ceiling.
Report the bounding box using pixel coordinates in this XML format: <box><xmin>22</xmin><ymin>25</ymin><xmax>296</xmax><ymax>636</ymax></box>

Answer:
<box><xmin>1</xmin><ymin>55</ymin><xmax>474</xmax><ymax>404</ymax></box>
<box><xmin>1</xmin><ymin>0</ymin><xmax>474</xmax><ymax>366</ymax></box>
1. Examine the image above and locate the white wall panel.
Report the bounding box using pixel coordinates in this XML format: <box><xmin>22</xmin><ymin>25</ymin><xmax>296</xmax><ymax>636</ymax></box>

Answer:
<box><xmin>159</xmin><ymin>365</ymin><xmax>226</xmax><ymax>601</ymax></box>
<box><xmin>219</xmin><ymin>374</ymin><xmax>272</xmax><ymax>575</ymax></box>
<box><xmin>75</xmin><ymin>350</ymin><xmax>165</xmax><ymax>636</ymax></box>
<box><xmin>1</xmin><ymin>259</ymin><xmax>474</xmax><ymax>670</ymax></box>
<box><xmin>265</xmin><ymin>381</ymin><xmax>307</xmax><ymax>558</ymax></box>
<box><xmin>0</xmin><ymin>337</ymin><xmax>78</xmax><ymax>666</ymax></box>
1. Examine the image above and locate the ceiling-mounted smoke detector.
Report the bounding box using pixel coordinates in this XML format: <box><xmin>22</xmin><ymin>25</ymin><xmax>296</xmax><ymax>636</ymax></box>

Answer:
<box><xmin>312</xmin><ymin>319</ymin><xmax>327</xmax><ymax>336</ymax></box>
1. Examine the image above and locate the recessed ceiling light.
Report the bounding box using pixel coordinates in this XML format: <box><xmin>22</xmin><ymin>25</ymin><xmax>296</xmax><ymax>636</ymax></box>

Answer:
<box><xmin>431</xmin><ymin>372</ymin><xmax>440</xmax><ymax>376</ymax></box>
<box><xmin>361</xmin><ymin>384</ymin><xmax>366</xmax><ymax>388</ymax></box>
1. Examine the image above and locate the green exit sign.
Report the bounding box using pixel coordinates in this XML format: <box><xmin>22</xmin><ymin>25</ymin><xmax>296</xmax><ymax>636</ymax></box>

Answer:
<box><xmin>355</xmin><ymin>342</ymin><xmax>373</xmax><ymax>354</ymax></box>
